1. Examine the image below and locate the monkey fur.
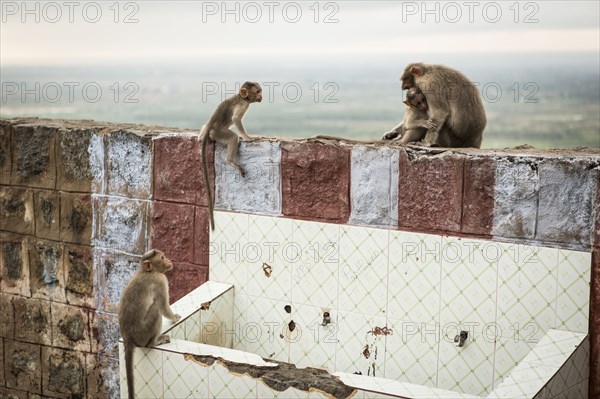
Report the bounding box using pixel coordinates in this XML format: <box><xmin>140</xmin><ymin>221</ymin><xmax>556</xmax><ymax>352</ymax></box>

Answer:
<box><xmin>382</xmin><ymin>87</ymin><xmax>436</xmax><ymax>144</ymax></box>
<box><xmin>390</xmin><ymin>63</ymin><xmax>486</xmax><ymax>148</ymax></box>
<box><xmin>118</xmin><ymin>249</ymin><xmax>181</xmax><ymax>399</ymax></box>
<box><xmin>200</xmin><ymin>81</ymin><xmax>263</xmax><ymax>230</ymax></box>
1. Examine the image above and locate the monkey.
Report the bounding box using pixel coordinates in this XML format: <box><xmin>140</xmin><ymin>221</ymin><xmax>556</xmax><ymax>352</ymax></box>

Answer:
<box><xmin>389</xmin><ymin>63</ymin><xmax>486</xmax><ymax>148</ymax></box>
<box><xmin>200</xmin><ymin>81</ymin><xmax>262</xmax><ymax>230</ymax></box>
<box><xmin>382</xmin><ymin>86</ymin><xmax>437</xmax><ymax>144</ymax></box>
<box><xmin>118</xmin><ymin>249</ymin><xmax>181</xmax><ymax>399</ymax></box>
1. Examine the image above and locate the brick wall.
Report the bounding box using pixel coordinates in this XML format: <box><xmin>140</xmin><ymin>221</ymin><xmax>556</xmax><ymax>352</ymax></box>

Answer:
<box><xmin>0</xmin><ymin>118</ymin><xmax>598</xmax><ymax>397</ymax></box>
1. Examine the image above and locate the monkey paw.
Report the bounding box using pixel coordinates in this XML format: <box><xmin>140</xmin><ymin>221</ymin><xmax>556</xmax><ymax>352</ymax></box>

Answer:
<box><xmin>382</xmin><ymin>131</ymin><xmax>399</xmax><ymax>140</ymax></box>
<box><xmin>171</xmin><ymin>314</ymin><xmax>181</xmax><ymax>322</ymax></box>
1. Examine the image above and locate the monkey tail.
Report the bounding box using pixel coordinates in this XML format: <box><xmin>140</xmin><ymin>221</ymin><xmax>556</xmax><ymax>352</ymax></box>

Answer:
<box><xmin>202</xmin><ymin>133</ymin><xmax>215</xmax><ymax>231</ymax></box>
<box><xmin>124</xmin><ymin>341</ymin><xmax>135</xmax><ymax>399</ymax></box>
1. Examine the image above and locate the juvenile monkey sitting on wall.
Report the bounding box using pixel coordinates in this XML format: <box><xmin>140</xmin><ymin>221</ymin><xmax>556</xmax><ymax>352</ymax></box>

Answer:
<box><xmin>382</xmin><ymin>86</ymin><xmax>436</xmax><ymax>144</ymax></box>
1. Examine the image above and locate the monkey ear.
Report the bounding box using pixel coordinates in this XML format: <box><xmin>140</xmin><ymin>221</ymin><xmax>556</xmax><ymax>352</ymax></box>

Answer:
<box><xmin>240</xmin><ymin>87</ymin><xmax>249</xmax><ymax>98</ymax></box>
<box><xmin>410</xmin><ymin>66</ymin><xmax>422</xmax><ymax>77</ymax></box>
<box><xmin>142</xmin><ymin>260</ymin><xmax>152</xmax><ymax>272</ymax></box>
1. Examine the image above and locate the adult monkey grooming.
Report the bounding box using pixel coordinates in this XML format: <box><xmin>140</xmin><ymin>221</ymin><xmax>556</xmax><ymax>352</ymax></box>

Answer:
<box><xmin>200</xmin><ymin>81</ymin><xmax>263</xmax><ymax>230</ymax></box>
<box><xmin>118</xmin><ymin>249</ymin><xmax>181</xmax><ymax>399</ymax></box>
<box><xmin>387</xmin><ymin>63</ymin><xmax>486</xmax><ymax>148</ymax></box>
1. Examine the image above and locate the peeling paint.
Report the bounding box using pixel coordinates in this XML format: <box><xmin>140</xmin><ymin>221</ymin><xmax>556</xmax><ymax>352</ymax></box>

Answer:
<box><xmin>185</xmin><ymin>354</ymin><xmax>356</xmax><ymax>399</ymax></box>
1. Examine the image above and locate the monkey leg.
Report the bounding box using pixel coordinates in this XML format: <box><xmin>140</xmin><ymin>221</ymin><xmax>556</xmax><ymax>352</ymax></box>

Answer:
<box><xmin>398</xmin><ymin>129</ymin><xmax>426</xmax><ymax>145</ymax></box>
<box><xmin>225</xmin><ymin>132</ymin><xmax>246</xmax><ymax>177</ymax></box>
<box><xmin>422</xmin><ymin>113</ymin><xmax>449</xmax><ymax>146</ymax></box>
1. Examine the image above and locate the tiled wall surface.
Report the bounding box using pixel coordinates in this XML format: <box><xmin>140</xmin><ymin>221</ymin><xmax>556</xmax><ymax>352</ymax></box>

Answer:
<box><xmin>210</xmin><ymin>211</ymin><xmax>592</xmax><ymax>397</ymax></box>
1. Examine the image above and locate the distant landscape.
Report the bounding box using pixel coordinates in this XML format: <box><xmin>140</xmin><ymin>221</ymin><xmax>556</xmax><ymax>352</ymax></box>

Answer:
<box><xmin>1</xmin><ymin>59</ymin><xmax>599</xmax><ymax>149</ymax></box>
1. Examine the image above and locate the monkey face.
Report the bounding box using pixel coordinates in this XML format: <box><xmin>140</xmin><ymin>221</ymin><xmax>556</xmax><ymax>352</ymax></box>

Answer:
<box><xmin>250</xmin><ymin>86</ymin><xmax>262</xmax><ymax>103</ymax></box>
<box><xmin>400</xmin><ymin>71</ymin><xmax>414</xmax><ymax>90</ymax></box>
<box><xmin>410</xmin><ymin>95</ymin><xmax>428</xmax><ymax>111</ymax></box>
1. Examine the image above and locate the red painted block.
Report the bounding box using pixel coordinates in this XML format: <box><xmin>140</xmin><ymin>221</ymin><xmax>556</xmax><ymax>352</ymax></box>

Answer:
<box><xmin>281</xmin><ymin>142</ymin><xmax>350</xmax><ymax>223</ymax></box>
<box><xmin>462</xmin><ymin>157</ymin><xmax>495</xmax><ymax>236</ymax></box>
<box><xmin>151</xmin><ymin>201</ymin><xmax>195</xmax><ymax>264</ymax></box>
<box><xmin>168</xmin><ymin>263</ymin><xmax>209</xmax><ymax>303</ymax></box>
<box><xmin>194</xmin><ymin>206</ymin><xmax>210</xmax><ymax>266</ymax></box>
<box><xmin>590</xmin><ymin>249</ymin><xmax>600</xmax><ymax>398</ymax></box>
<box><xmin>153</xmin><ymin>135</ymin><xmax>215</xmax><ymax>206</ymax></box>
<box><xmin>398</xmin><ymin>150</ymin><xmax>465</xmax><ymax>233</ymax></box>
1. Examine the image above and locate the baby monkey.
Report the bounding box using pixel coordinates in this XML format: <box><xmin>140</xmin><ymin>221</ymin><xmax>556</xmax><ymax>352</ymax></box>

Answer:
<box><xmin>382</xmin><ymin>87</ymin><xmax>436</xmax><ymax>144</ymax></box>
<box><xmin>118</xmin><ymin>249</ymin><xmax>181</xmax><ymax>399</ymax></box>
<box><xmin>200</xmin><ymin>81</ymin><xmax>263</xmax><ymax>230</ymax></box>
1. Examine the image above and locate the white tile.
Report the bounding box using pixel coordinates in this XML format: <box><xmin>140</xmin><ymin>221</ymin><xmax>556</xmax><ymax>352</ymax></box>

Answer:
<box><xmin>288</xmin><ymin>303</ymin><xmax>338</xmax><ymax>372</ymax></box>
<box><xmin>210</xmin><ymin>211</ymin><xmax>249</xmax><ymax>291</ymax></box>
<box><xmin>338</xmin><ymin>225</ymin><xmax>389</xmax><ymax>317</ymax></box>
<box><xmin>291</xmin><ymin>219</ymin><xmax>340</xmax><ymax>309</ymax></box>
<box><xmin>246</xmin><ymin>215</ymin><xmax>294</xmax><ymax>302</ymax></box>
<box><xmin>494</xmin><ymin>338</ymin><xmax>536</xmax><ymax>387</ymax></box>
<box><xmin>235</xmin><ymin>294</ymin><xmax>291</xmax><ymax>363</ymax></box>
<box><xmin>437</xmin><ymin>331</ymin><xmax>495</xmax><ymax>396</ymax></box>
<box><xmin>522</xmin><ymin>329</ymin><xmax>586</xmax><ymax>368</ymax></box>
<box><xmin>488</xmin><ymin>361</ymin><xmax>558</xmax><ymax>399</ymax></box>
<box><xmin>170</xmin><ymin>281</ymin><xmax>233</xmax><ymax>321</ymax></box>
<box><xmin>208</xmin><ymin>362</ymin><xmax>258</xmax><ymax>398</ymax></box>
<box><xmin>496</xmin><ymin>243</ymin><xmax>558</xmax><ymax>340</ymax></box>
<box><xmin>335</xmin><ymin>311</ymin><xmax>388</xmax><ymax>377</ymax></box>
<box><xmin>199</xmin><ymin>289</ymin><xmax>235</xmax><ymax>348</ymax></box>
<box><xmin>163</xmin><ymin>350</ymin><xmax>209</xmax><ymax>398</ymax></box>
<box><xmin>388</xmin><ymin>231</ymin><xmax>442</xmax><ymax>324</ymax></box>
<box><xmin>119</xmin><ymin>342</ymin><xmax>128</xmax><ymax>398</ymax></box>
<box><xmin>384</xmin><ymin>319</ymin><xmax>439</xmax><ymax>387</ymax></box>
<box><xmin>256</xmin><ymin>382</ymin><xmax>309</xmax><ymax>398</ymax></box>
<box><xmin>132</xmin><ymin>346</ymin><xmax>164</xmax><ymax>399</ymax></box>
<box><xmin>439</xmin><ymin>237</ymin><xmax>498</xmax><ymax>328</ymax></box>
<box><xmin>555</xmin><ymin>249</ymin><xmax>591</xmax><ymax>333</ymax></box>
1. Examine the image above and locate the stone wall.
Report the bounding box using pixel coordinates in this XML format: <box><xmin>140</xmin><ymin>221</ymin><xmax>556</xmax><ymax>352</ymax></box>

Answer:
<box><xmin>0</xmin><ymin>118</ymin><xmax>598</xmax><ymax>398</ymax></box>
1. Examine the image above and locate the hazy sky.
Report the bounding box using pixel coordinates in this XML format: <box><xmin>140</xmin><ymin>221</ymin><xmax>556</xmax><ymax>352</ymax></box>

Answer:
<box><xmin>1</xmin><ymin>1</ymin><xmax>598</xmax><ymax>66</ymax></box>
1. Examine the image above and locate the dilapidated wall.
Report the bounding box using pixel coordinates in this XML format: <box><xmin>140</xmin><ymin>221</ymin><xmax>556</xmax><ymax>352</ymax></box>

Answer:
<box><xmin>0</xmin><ymin>118</ymin><xmax>599</xmax><ymax>398</ymax></box>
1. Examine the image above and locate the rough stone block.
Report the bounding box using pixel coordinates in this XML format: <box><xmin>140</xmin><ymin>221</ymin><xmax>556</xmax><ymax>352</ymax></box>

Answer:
<box><xmin>60</xmin><ymin>193</ymin><xmax>93</xmax><ymax>245</ymax></box>
<box><xmin>12</xmin><ymin>297</ymin><xmax>51</xmax><ymax>345</ymax></box>
<box><xmin>194</xmin><ymin>206</ymin><xmax>210</xmax><ymax>265</ymax></box>
<box><xmin>0</xmin><ymin>387</ymin><xmax>30</xmax><ymax>398</ymax></box>
<box><xmin>33</xmin><ymin>189</ymin><xmax>60</xmax><ymax>240</ymax></box>
<box><xmin>94</xmin><ymin>196</ymin><xmax>149</xmax><ymax>254</ymax></box>
<box><xmin>86</xmin><ymin>354</ymin><xmax>120</xmax><ymax>399</ymax></box>
<box><xmin>10</xmin><ymin>124</ymin><xmax>57</xmax><ymax>189</ymax></box>
<box><xmin>28</xmin><ymin>239</ymin><xmax>65</xmax><ymax>302</ymax></box>
<box><xmin>57</xmin><ymin>129</ymin><xmax>101</xmax><ymax>193</ymax></box>
<box><xmin>41</xmin><ymin>347</ymin><xmax>86</xmax><ymax>398</ymax></box>
<box><xmin>98</xmin><ymin>250</ymin><xmax>140</xmax><ymax>313</ymax></box>
<box><xmin>0</xmin><ymin>293</ymin><xmax>15</xmax><ymax>338</ymax></box>
<box><xmin>64</xmin><ymin>245</ymin><xmax>98</xmax><ymax>308</ymax></box>
<box><xmin>169</xmin><ymin>262</ymin><xmax>208</xmax><ymax>303</ymax></box>
<box><xmin>590</xmin><ymin>249</ymin><xmax>600</xmax><ymax>398</ymax></box>
<box><xmin>0</xmin><ymin>187</ymin><xmax>34</xmax><ymax>235</ymax></box>
<box><xmin>91</xmin><ymin>311</ymin><xmax>119</xmax><ymax>358</ymax></box>
<box><xmin>151</xmin><ymin>201</ymin><xmax>195</xmax><ymax>263</ymax></box>
<box><xmin>0</xmin><ymin>124</ymin><xmax>11</xmax><ymax>185</ymax></box>
<box><xmin>282</xmin><ymin>142</ymin><xmax>350</xmax><ymax>222</ymax></box>
<box><xmin>537</xmin><ymin>159</ymin><xmax>597</xmax><ymax>246</ymax></box>
<box><xmin>398</xmin><ymin>150</ymin><xmax>465</xmax><ymax>232</ymax></box>
<box><xmin>462</xmin><ymin>157</ymin><xmax>496</xmax><ymax>235</ymax></box>
<box><xmin>0</xmin><ymin>234</ymin><xmax>31</xmax><ymax>297</ymax></box>
<box><xmin>51</xmin><ymin>303</ymin><xmax>91</xmax><ymax>352</ymax></box>
<box><xmin>106</xmin><ymin>130</ymin><xmax>152</xmax><ymax>199</ymax></box>
<box><xmin>215</xmin><ymin>140</ymin><xmax>281</xmax><ymax>214</ymax></box>
<box><xmin>349</xmin><ymin>145</ymin><xmax>399</xmax><ymax>227</ymax></box>
<box><xmin>153</xmin><ymin>135</ymin><xmax>214</xmax><ymax>205</ymax></box>
<box><xmin>0</xmin><ymin>338</ymin><xmax>4</xmax><ymax>387</ymax></box>
<box><xmin>4</xmin><ymin>339</ymin><xmax>41</xmax><ymax>394</ymax></box>
<box><xmin>595</xmin><ymin>177</ymin><xmax>600</xmax><ymax>248</ymax></box>
<box><xmin>491</xmin><ymin>158</ymin><xmax>539</xmax><ymax>239</ymax></box>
